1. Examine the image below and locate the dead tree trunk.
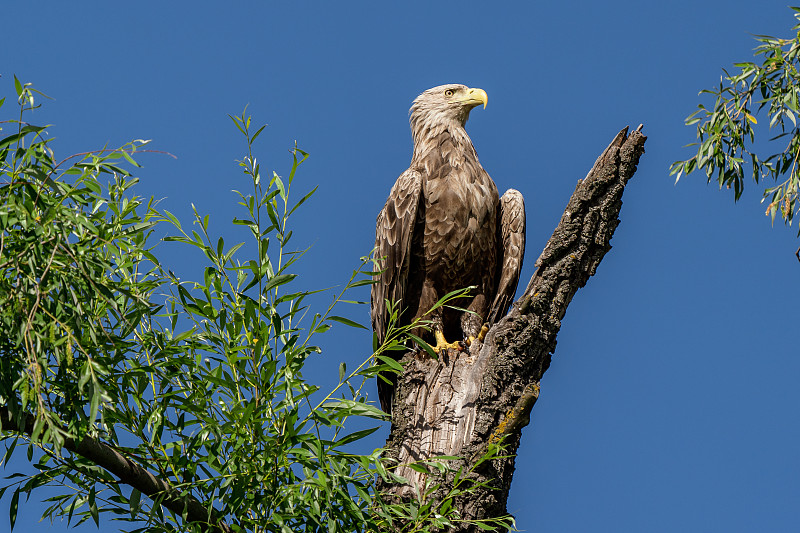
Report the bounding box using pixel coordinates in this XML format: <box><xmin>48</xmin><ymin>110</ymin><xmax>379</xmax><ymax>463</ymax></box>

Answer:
<box><xmin>381</xmin><ymin>126</ymin><xmax>647</xmax><ymax>530</ymax></box>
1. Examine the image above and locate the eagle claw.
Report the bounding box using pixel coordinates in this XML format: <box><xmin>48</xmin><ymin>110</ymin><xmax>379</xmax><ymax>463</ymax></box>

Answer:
<box><xmin>433</xmin><ymin>330</ymin><xmax>465</xmax><ymax>354</ymax></box>
<box><xmin>465</xmin><ymin>324</ymin><xmax>490</xmax><ymax>347</ymax></box>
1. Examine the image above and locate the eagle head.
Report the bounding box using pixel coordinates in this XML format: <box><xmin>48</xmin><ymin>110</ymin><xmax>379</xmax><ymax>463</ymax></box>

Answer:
<box><xmin>409</xmin><ymin>84</ymin><xmax>488</xmax><ymax>132</ymax></box>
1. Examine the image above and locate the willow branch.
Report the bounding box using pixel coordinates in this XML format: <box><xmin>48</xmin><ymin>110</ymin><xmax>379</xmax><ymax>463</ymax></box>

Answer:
<box><xmin>0</xmin><ymin>407</ymin><xmax>231</xmax><ymax>533</ymax></box>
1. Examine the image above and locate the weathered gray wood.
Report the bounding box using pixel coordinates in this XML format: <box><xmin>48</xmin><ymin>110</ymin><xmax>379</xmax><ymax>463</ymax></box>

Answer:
<box><xmin>381</xmin><ymin>126</ymin><xmax>647</xmax><ymax>531</ymax></box>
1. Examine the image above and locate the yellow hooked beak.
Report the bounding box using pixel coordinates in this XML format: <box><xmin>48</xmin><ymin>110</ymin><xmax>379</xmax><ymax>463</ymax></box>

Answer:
<box><xmin>458</xmin><ymin>87</ymin><xmax>488</xmax><ymax>109</ymax></box>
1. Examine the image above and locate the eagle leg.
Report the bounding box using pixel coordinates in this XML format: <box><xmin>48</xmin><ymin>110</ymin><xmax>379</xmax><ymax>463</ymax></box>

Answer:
<box><xmin>433</xmin><ymin>329</ymin><xmax>465</xmax><ymax>354</ymax></box>
<box><xmin>465</xmin><ymin>324</ymin><xmax>490</xmax><ymax>347</ymax></box>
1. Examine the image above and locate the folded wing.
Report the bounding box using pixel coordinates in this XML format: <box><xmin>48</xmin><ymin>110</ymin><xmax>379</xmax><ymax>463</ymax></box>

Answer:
<box><xmin>371</xmin><ymin>169</ymin><xmax>423</xmax><ymax>411</ymax></box>
<box><xmin>488</xmin><ymin>189</ymin><xmax>526</xmax><ymax>324</ymax></box>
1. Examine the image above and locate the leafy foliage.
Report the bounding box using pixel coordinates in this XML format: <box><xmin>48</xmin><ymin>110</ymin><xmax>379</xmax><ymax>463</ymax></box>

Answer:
<box><xmin>0</xmin><ymin>80</ymin><xmax>513</xmax><ymax>532</ymax></box>
<box><xmin>671</xmin><ymin>7</ymin><xmax>800</xmax><ymax>233</ymax></box>
<box><xmin>0</xmin><ymin>77</ymin><xmax>159</xmax><ymax>453</ymax></box>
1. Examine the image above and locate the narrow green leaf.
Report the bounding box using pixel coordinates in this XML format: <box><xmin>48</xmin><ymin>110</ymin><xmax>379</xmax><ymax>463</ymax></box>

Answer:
<box><xmin>347</xmin><ymin>279</ymin><xmax>377</xmax><ymax>288</ymax></box>
<box><xmin>323</xmin><ymin>399</ymin><xmax>390</xmax><ymax>421</ymax></box>
<box><xmin>9</xmin><ymin>489</ymin><xmax>19</xmax><ymax>531</ymax></box>
<box><xmin>0</xmin><ymin>133</ymin><xmax>24</xmax><ymax>152</ymax></box>
<box><xmin>377</xmin><ymin>355</ymin><xmax>404</xmax><ymax>373</ymax></box>
<box><xmin>89</xmin><ymin>486</ymin><xmax>99</xmax><ymax>526</ymax></box>
<box><xmin>121</xmin><ymin>150</ymin><xmax>141</xmax><ymax>167</ymax></box>
<box><xmin>288</xmin><ymin>185</ymin><xmax>318</xmax><ymax>217</ymax></box>
<box><xmin>251</xmin><ymin>124</ymin><xmax>267</xmax><ymax>143</ymax></box>
<box><xmin>328</xmin><ymin>315</ymin><xmax>368</xmax><ymax>329</ymax></box>
<box><xmin>334</xmin><ymin>426</ymin><xmax>380</xmax><ymax>447</ymax></box>
<box><xmin>407</xmin><ymin>462</ymin><xmax>430</xmax><ymax>474</ymax></box>
<box><xmin>407</xmin><ymin>333</ymin><xmax>438</xmax><ymax>361</ymax></box>
<box><xmin>263</xmin><ymin>273</ymin><xmax>296</xmax><ymax>293</ymax></box>
<box><xmin>162</xmin><ymin>209</ymin><xmax>182</xmax><ymax>230</ymax></box>
<box><xmin>89</xmin><ymin>387</ymin><xmax>101</xmax><ymax>424</ymax></box>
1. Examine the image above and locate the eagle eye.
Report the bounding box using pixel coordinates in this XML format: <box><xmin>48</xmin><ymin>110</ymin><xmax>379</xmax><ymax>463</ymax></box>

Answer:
<box><xmin>444</xmin><ymin>89</ymin><xmax>455</xmax><ymax>97</ymax></box>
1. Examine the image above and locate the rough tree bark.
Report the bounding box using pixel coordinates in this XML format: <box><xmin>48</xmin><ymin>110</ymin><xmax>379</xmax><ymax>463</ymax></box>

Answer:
<box><xmin>381</xmin><ymin>126</ymin><xmax>647</xmax><ymax>530</ymax></box>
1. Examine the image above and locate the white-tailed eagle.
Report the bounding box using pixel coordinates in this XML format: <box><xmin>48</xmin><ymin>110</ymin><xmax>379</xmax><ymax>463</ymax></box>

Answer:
<box><xmin>371</xmin><ymin>84</ymin><xmax>525</xmax><ymax>413</ymax></box>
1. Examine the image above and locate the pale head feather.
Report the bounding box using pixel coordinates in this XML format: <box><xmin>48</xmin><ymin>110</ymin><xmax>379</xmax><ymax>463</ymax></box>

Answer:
<box><xmin>408</xmin><ymin>84</ymin><xmax>482</xmax><ymax>163</ymax></box>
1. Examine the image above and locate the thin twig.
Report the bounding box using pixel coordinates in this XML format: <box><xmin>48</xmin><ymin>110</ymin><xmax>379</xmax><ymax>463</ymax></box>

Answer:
<box><xmin>52</xmin><ymin>148</ymin><xmax>177</xmax><ymax>175</ymax></box>
<box><xmin>0</xmin><ymin>407</ymin><xmax>231</xmax><ymax>533</ymax></box>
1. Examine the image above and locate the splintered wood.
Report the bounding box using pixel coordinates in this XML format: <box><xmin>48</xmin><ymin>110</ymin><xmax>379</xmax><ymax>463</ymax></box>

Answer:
<box><xmin>381</xmin><ymin>127</ymin><xmax>647</xmax><ymax>528</ymax></box>
<box><xmin>392</xmin><ymin>344</ymin><xmax>490</xmax><ymax>493</ymax></box>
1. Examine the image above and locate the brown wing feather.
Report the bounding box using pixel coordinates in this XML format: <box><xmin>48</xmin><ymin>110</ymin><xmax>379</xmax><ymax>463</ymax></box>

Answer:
<box><xmin>371</xmin><ymin>169</ymin><xmax>422</xmax><ymax>412</ymax></box>
<box><xmin>488</xmin><ymin>189</ymin><xmax>525</xmax><ymax>324</ymax></box>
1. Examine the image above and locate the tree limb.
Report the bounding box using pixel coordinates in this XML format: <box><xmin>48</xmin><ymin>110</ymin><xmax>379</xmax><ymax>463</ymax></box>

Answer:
<box><xmin>382</xmin><ymin>126</ymin><xmax>647</xmax><ymax>530</ymax></box>
<box><xmin>0</xmin><ymin>406</ymin><xmax>231</xmax><ymax>533</ymax></box>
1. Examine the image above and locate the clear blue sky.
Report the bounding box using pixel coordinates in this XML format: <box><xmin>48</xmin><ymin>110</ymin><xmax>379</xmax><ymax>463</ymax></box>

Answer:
<box><xmin>3</xmin><ymin>1</ymin><xmax>799</xmax><ymax>532</ymax></box>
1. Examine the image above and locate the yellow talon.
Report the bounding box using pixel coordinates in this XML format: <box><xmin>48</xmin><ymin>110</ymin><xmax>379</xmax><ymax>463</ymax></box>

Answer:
<box><xmin>465</xmin><ymin>324</ymin><xmax>490</xmax><ymax>347</ymax></box>
<box><xmin>433</xmin><ymin>330</ymin><xmax>464</xmax><ymax>353</ymax></box>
